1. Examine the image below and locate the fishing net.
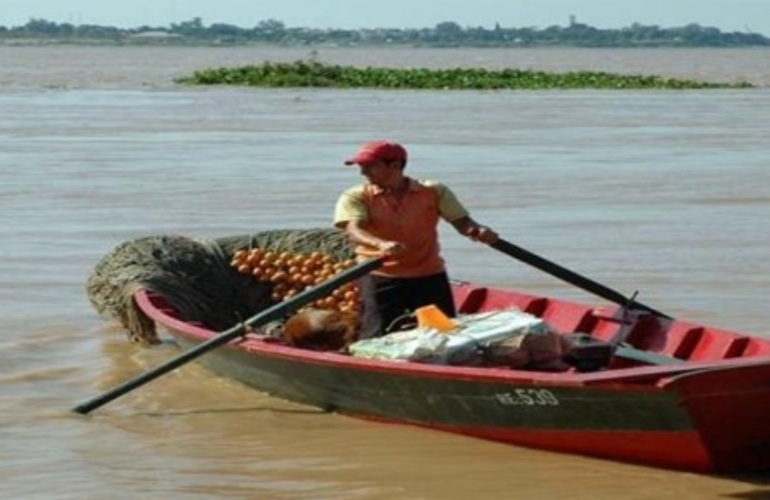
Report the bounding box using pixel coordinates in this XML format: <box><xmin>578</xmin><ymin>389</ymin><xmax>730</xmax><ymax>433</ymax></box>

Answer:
<box><xmin>86</xmin><ymin>228</ymin><xmax>354</xmax><ymax>345</ymax></box>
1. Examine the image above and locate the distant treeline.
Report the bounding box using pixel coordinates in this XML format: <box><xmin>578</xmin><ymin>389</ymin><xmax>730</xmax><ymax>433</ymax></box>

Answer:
<box><xmin>1</xmin><ymin>17</ymin><xmax>768</xmax><ymax>47</ymax></box>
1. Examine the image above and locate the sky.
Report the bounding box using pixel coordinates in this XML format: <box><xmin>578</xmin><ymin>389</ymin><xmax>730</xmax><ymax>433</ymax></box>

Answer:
<box><xmin>1</xmin><ymin>0</ymin><xmax>768</xmax><ymax>36</ymax></box>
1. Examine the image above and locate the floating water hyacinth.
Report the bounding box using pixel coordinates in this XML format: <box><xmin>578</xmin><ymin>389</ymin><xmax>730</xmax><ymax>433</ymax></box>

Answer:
<box><xmin>176</xmin><ymin>60</ymin><xmax>753</xmax><ymax>90</ymax></box>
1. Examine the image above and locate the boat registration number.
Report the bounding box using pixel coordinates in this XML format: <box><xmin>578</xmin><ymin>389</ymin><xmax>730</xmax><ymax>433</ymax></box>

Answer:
<box><xmin>495</xmin><ymin>389</ymin><xmax>560</xmax><ymax>406</ymax></box>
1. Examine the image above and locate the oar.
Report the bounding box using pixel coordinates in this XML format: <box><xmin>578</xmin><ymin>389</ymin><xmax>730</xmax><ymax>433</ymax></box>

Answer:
<box><xmin>73</xmin><ymin>257</ymin><xmax>384</xmax><ymax>415</ymax></box>
<box><xmin>489</xmin><ymin>238</ymin><xmax>669</xmax><ymax>318</ymax></box>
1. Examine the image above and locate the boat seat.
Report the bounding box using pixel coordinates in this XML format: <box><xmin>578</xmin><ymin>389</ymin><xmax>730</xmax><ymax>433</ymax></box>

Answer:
<box><xmin>455</xmin><ymin>286</ymin><xmax>548</xmax><ymax>316</ymax></box>
<box><xmin>474</xmin><ymin>290</ymin><xmax>546</xmax><ymax>315</ymax></box>
<box><xmin>453</xmin><ymin>285</ymin><xmax>485</xmax><ymax>313</ymax></box>
<box><xmin>638</xmin><ymin>324</ymin><xmax>705</xmax><ymax>359</ymax></box>
<box><xmin>588</xmin><ymin>307</ymin><xmax>655</xmax><ymax>344</ymax></box>
<box><xmin>562</xmin><ymin>333</ymin><xmax>684</xmax><ymax>370</ymax></box>
<box><xmin>684</xmin><ymin>329</ymin><xmax>749</xmax><ymax>361</ymax></box>
<box><xmin>742</xmin><ymin>338</ymin><xmax>770</xmax><ymax>357</ymax></box>
<box><xmin>637</xmin><ymin>323</ymin><xmax>750</xmax><ymax>361</ymax></box>
<box><xmin>587</xmin><ymin>307</ymin><xmax>623</xmax><ymax>341</ymax></box>
<box><xmin>540</xmin><ymin>301</ymin><xmax>597</xmax><ymax>333</ymax></box>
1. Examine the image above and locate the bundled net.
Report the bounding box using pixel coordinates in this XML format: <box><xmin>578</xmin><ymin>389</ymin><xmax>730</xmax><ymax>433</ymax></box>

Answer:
<box><xmin>86</xmin><ymin>228</ymin><xmax>354</xmax><ymax>345</ymax></box>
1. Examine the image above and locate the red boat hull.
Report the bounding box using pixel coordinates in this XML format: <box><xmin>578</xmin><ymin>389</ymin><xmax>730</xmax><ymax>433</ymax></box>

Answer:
<box><xmin>134</xmin><ymin>284</ymin><xmax>770</xmax><ymax>474</ymax></box>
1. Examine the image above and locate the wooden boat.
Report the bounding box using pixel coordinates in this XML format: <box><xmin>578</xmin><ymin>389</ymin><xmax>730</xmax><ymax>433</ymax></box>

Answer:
<box><xmin>133</xmin><ymin>272</ymin><xmax>770</xmax><ymax>474</ymax></box>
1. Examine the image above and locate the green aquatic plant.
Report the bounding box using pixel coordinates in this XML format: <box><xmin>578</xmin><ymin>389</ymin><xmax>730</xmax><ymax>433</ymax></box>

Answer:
<box><xmin>175</xmin><ymin>60</ymin><xmax>753</xmax><ymax>90</ymax></box>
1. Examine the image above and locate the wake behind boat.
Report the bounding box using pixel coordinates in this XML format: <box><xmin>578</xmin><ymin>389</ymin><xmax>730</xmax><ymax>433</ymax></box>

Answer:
<box><xmin>80</xmin><ymin>229</ymin><xmax>770</xmax><ymax>474</ymax></box>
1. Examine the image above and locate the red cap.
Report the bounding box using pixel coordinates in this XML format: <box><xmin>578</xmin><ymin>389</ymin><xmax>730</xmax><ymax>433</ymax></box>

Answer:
<box><xmin>344</xmin><ymin>141</ymin><xmax>407</xmax><ymax>166</ymax></box>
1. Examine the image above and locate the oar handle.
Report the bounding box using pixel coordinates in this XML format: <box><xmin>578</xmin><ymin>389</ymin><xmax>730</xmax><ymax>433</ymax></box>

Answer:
<box><xmin>489</xmin><ymin>238</ymin><xmax>669</xmax><ymax>319</ymax></box>
<box><xmin>73</xmin><ymin>257</ymin><xmax>384</xmax><ymax>415</ymax></box>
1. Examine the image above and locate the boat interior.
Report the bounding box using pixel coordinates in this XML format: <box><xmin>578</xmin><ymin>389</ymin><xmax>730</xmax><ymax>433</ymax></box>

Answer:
<box><xmin>451</xmin><ymin>282</ymin><xmax>770</xmax><ymax>368</ymax></box>
<box><xmin>138</xmin><ymin>280</ymin><xmax>770</xmax><ymax>375</ymax></box>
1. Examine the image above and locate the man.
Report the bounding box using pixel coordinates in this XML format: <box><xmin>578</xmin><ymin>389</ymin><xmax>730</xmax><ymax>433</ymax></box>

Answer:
<box><xmin>334</xmin><ymin>140</ymin><xmax>498</xmax><ymax>338</ymax></box>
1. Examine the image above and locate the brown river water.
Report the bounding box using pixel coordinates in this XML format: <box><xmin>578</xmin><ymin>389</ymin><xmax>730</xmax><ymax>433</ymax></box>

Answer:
<box><xmin>1</xmin><ymin>45</ymin><xmax>769</xmax><ymax>499</ymax></box>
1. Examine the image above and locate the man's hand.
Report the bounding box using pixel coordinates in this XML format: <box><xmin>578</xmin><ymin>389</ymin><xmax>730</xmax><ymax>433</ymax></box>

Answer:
<box><xmin>376</xmin><ymin>240</ymin><xmax>407</xmax><ymax>256</ymax></box>
<box><xmin>464</xmin><ymin>224</ymin><xmax>499</xmax><ymax>244</ymax></box>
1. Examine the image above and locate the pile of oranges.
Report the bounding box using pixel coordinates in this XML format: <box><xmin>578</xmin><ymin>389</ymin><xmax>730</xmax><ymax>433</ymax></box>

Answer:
<box><xmin>230</xmin><ymin>247</ymin><xmax>360</xmax><ymax>312</ymax></box>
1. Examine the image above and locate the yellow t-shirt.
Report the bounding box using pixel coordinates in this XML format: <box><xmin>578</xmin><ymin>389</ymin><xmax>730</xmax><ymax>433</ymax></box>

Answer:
<box><xmin>334</xmin><ymin>178</ymin><xmax>469</xmax><ymax>277</ymax></box>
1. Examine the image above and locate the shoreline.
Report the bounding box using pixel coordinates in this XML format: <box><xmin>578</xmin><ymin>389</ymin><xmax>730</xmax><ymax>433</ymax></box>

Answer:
<box><xmin>3</xmin><ymin>38</ymin><xmax>770</xmax><ymax>49</ymax></box>
<box><xmin>2</xmin><ymin>45</ymin><xmax>768</xmax><ymax>88</ymax></box>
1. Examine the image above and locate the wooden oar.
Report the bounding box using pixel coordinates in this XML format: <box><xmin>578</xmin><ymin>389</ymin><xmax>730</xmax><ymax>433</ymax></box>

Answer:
<box><xmin>489</xmin><ymin>238</ymin><xmax>669</xmax><ymax>318</ymax></box>
<box><xmin>73</xmin><ymin>257</ymin><xmax>384</xmax><ymax>415</ymax></box>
